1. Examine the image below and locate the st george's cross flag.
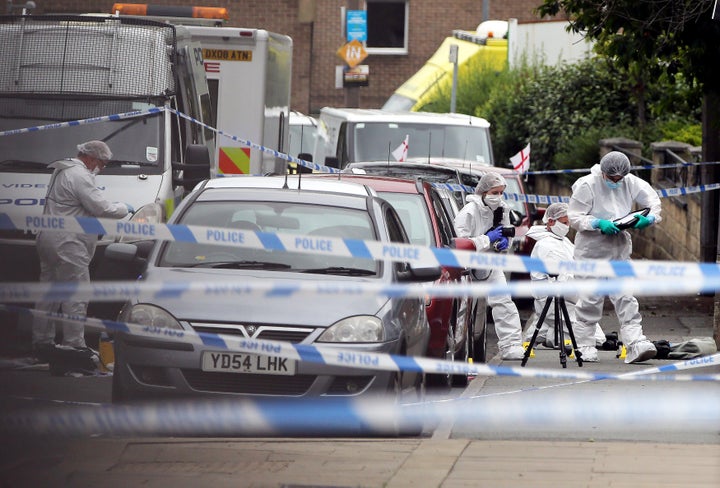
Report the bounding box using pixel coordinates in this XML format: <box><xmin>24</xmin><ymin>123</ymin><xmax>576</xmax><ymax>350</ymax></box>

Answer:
<box><xmin>391</xmin><ymin>135</ymin><xmax>409</xmax><ymax>162</ymax></box>
<box><xmin>510</xmin><ymin>143</ymin><xmax>530</xmax><ymax>173</ymax></box>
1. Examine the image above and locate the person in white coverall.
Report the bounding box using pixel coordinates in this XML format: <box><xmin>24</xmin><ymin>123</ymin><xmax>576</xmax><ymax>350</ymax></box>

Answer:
<box><xmin>454</xmin><ymin>172</ymin><xmax>524</xmax><ymax>360</ymax></box>
<box><xmin>32</xmin><ymin>140</ymin><xmax>133</xmax><ymax>361</ymax></box>
<box><xmin>523</xmin><ymin>202</ymin><xmax>607</xmax><ymax>348</ymax></box>
<box><xmin>568</xmin><ymin>151</ymin><xmax>661</xmax><ymax>363</ymax></box>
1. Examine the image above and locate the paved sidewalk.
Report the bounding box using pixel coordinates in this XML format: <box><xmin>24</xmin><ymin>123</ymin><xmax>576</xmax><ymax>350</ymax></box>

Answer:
<box><xmin>1</xmin><ymin>437</ymin><xmax>719</xmax><ymax>487</ymax></box>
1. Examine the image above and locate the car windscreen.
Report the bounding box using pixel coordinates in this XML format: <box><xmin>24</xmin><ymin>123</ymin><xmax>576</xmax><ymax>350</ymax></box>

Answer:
<box><xmin>352</xmin><ymin>122</ymin><xmax>491</xmax><ymax>165</ymax></box>
<box><xmin>0</xmin><ymin>98</ymin><xmax>164</xmax><ymax>175</ymax></box>
<box><xmin>377</xmin><ymin>192</ymin><xmax>434</xmax><ymax>247</ymax></box>
<box><xmin>158</xmin><ymin>200</ymin><xmax>380</xmax><ymax>276</ymax></box>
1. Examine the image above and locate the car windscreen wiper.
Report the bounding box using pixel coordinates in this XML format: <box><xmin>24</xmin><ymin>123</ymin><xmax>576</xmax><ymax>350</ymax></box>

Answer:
<box><xmin>106</xmin><ymin>159</ymin><xmax>158</xmax><ymax>167</ymax></box>
<box><xmin>0</xmin><ymin>159</ymin><xmax>51</xmax><ymax>171</ymax></box>
<box><xmin>184</xmin><ymin>260</ymin><xmax>292</xmax><ymax>269</ymax></box>
<box><xmin>302</xmin><ymin>267</ymin><xmax>376</xmax><ymax>276</ymax></box>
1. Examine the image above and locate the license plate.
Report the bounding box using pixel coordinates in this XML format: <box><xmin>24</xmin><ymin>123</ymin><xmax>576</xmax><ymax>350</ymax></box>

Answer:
<box><xmin>201</xmin><ymin>351</ymin><xmax>296</xmax><ymax>375</ymax></box>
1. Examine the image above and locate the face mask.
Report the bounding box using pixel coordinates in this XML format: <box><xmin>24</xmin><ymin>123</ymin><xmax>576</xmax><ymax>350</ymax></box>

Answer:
<box><xmin>604</xmin><ymin>178</ymin><xmax>622</xmax><ymax>190</ymax></box>
<box><xmin>483</xmin><ymin>195</ymin><xmax>502</xmax><ymax>209</ymax></box>
<box><xmin>551</xmin><ymin>221</ymin><xmax>569</xmax><ymax>237</ymax></box>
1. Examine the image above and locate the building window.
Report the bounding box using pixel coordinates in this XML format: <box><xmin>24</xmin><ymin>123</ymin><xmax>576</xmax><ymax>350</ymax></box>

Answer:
<box><xmin>365</xmin><ymin>0</ymin><xmax>408</xmax><ymax>55</ymax></box>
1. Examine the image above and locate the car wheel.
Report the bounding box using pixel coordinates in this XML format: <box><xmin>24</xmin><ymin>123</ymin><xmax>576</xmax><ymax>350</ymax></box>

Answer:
<box><xmin>111</xmin><ymin>359</ymin><xmax>129</xmax><ymax>403</ymax></box>
<box><xmin>111</xmin><ymin>350</ymin><xmax>135</xmax><ymax>404</ymax></box>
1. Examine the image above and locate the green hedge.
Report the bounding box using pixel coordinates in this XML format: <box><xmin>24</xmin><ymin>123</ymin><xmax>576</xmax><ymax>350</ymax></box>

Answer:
<box><xmin>420</xmin><ymin>56</ymin><xmax>702</xmax><ymax>172</ymax></box>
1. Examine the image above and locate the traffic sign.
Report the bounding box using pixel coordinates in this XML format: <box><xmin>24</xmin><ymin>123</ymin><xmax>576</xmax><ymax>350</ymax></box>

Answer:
<box><xmin>337</xmin><ymin>39</ymin><xmax>368</xmax><ymax>69</ymax></box>
<box><xmin>346</xmin><ymin>10</ymin><xmax>367</xmax><ymax>42</ymax></box>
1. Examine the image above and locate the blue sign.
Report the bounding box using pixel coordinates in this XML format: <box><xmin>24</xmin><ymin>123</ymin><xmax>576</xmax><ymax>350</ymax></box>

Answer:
<box><xmin>346</xmin><ymin>10</ymin><xmax>367</xmax><ymax>42</ymax></box>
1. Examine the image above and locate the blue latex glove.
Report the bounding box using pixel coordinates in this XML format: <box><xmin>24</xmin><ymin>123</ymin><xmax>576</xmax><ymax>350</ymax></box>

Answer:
<box><xmin>493</xmin><ymin>236</ymin><xmax>509</xmax><ymax>251</ymax></box>
<box><xmin>486</xmin><ymin>226</ymin><xmax>503</xmax><ymax>242</ymax></box>
<box><xmin>633</xmin><ymin>214</ymin><xmax>655</xmax><ymax>229</ymax></box>
<box><xmin>592</xmin><ymin>219</ymin><xmax>620</xmax><ymax>235</ymax></box>
<box><xmin>125</xmin><ymin>203</ymin><xmax>135</xmax><ymax>214</ymax></box>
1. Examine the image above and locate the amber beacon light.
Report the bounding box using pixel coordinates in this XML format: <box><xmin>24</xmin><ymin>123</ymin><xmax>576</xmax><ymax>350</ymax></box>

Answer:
<box><xmin>112</xmin><ymin>3</ymin><xmax>229</xmax><ymax>20</ymax></box>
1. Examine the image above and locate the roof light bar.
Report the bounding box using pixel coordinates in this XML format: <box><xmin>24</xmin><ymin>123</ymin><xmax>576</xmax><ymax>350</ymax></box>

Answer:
<box><xmin>112</xmin><ymin>3</ymin><xmax>229</xmax><ymax>20</ymax></box>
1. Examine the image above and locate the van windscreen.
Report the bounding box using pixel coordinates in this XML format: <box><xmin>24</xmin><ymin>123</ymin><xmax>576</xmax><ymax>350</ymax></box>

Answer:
<box><xmin>352</xmin><ymin>123</ymin><xmax>491</xmax><ymax>166</ymax></box>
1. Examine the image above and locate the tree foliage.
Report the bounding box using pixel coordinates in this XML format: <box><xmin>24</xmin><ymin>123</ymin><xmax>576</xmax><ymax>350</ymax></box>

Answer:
<box><xmin>537</xmin><ymin>1</ymin><xmax>720</xmax><ymax>99</ymax></box>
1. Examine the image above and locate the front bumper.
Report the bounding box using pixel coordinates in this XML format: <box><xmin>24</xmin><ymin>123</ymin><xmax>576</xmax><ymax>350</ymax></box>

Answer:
<box><xmin>113</xmin><ymin>333</ymin><xmax>403</xmax><ymax>400</ymax></box>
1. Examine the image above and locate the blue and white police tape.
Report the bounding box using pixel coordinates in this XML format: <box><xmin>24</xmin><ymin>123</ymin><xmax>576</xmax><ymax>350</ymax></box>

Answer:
<box><xmin>4</xmin><ymin>211</ymin><xmax>720</xmax><ymax>282</ymax></box>
<box><xmin>3</xmin><ymin>272</ymin><xmax>720</xmax><ymax>305</ymax></box>
<box><xmin>3</xmin><ymin>385</ymin><xmax>719</xmax><ymax>437</ymax></box>
<box><xmin>429</xmin><ymin>181</ymin><xmax>720</xmax><ymax>204</ymax></box>
<box><xmin>4</xmin><ymin>304</ymin><xmax>719</xmax><ymax>383</ymax></box>
<box><xmin>3</xmin><ymin>105</ymin><xmax>716</xmax><ymax>203</ymax></box>
<box><xmin>0</xmin><ymin>107</ymin><xmax>164</xmax><ymax>138</ymax></box>
<box><xmin>167</xmin><ymin>107</ymin><xmax>341</xmax><ymax>175</ymax></box>
<box><xmin>523</xmin><ymin>159</ymin><xmax>720</xmax><ymax>176</ymax></box>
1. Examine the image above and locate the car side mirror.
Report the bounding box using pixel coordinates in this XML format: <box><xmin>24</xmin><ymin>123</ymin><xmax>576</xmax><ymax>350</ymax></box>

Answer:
<box><xmin>397</xmin><ymin>262</ymin><xmax>442</xmax><ymax>282</ymax></box>
<box><xmin>296</xmin><ymin>152</ymin><xmax>313</xmax><ymax>174</ymax></box>
<box><xmin>324</xmin><ymin>156</ymin><xmax>340</xmax><ymax>169</ymax></box>
<box><xmin>105</xmin><ymin>241</ymin><xmax>155</xmax><ymax>263</ymax></box>
<box><xmin>509</xmin><ymin>209</ymin><xmax>523</xmax><ymax>227</ymax></box>
<box><xmin>172</xmin><ymin>144</ymin><xmax>211</xmax><ymax>192</ymax></box>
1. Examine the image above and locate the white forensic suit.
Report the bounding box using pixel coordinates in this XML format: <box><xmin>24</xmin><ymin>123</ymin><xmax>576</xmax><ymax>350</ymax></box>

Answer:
<box><xmin>454</xmin><ymin>194</ymin><xmax>523</xmax><ymax>353</ymax></box>
<box><xmin>33</xmin><ymin>158</ymin><xmax>130</xmax><ymax>348</ymax></box>
<box><xmin>567</xmin><ymin>164</ymin><xmax>662</xmax><ymax>351</ymax></box>
<box><xmin>523</xmin><ymin>224</ymin><xmax>606</xmax><ymax>347</ymax></box>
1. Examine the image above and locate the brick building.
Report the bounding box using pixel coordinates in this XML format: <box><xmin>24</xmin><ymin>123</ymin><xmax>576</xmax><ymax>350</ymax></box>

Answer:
<box><xmin>16</xmin><ymin>0</ymin><xmax>548</xmax><ymax>114</ymax></box>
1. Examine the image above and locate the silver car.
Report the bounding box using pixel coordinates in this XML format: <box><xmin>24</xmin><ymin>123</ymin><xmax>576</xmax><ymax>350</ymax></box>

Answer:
<box><xmin>108</xmin><ymin>176</ymin><xmax>438</xmax><ymax>402</ymax></box>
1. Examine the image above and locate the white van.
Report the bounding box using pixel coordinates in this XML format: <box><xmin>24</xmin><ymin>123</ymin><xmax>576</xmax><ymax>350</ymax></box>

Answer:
<box><xmin>314</xmin><ymin>108</ymin><xmax>494</xmax><ymax>170</ymax></box>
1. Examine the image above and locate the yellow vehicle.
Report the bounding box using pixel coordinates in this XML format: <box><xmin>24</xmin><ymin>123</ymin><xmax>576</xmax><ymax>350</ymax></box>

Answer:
<box><xmin>382</xmin><ymin>21</ymin><xmax>508</xmax><ymax>112</ymax></box>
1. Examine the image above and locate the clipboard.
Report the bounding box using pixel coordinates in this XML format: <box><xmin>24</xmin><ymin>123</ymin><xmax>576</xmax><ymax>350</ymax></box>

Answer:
<box><xmin>612</xmin><ymin>207</ymin><xmax>650</xmax><ymax>230</ymax></box>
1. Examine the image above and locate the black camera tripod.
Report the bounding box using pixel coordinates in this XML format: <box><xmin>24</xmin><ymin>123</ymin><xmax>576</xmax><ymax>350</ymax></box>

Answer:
<box><xmin>521</xmin><ymin>295</ymin><xmax>583</xmax><ymax>368</ymax></box>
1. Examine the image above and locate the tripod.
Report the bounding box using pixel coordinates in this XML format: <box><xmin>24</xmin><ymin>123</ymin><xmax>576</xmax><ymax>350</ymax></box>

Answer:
<box><xmin>521</xmin><ymin>295</ymin><xmax>583</xmax><ymax>368</ymax></box>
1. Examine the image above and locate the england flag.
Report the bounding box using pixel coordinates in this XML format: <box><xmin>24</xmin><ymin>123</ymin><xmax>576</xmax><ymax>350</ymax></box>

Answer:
<box><xmin>510</xmin><ymin>143</ymin><xmax>530</xmax><ymax>173</ymax></box>
<box><xmin>391</xmin><ymin>135</ymin><xmax>409</xmax><ymax>162</ymax></box>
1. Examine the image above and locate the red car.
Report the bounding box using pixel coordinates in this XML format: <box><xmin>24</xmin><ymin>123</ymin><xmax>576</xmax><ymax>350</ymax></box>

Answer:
<box><xmin>308</xmin><ymin>173</ymin><xmax>487</xmax><ymax>388</ymax></box>
<box><xmin>346</xmin><ymin>159</ymin><xmax>544</xmax><ymax>277</ymax></box>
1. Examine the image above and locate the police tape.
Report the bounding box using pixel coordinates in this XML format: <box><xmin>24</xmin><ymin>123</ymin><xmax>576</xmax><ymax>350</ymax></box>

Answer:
<box><xmin>2</xmin><ymin>272</ymin><xmax>720</xmax><ymax>305</ymax></box>
<box><xmin>169</xmin><ymin>108</ymin><xmax>720</xmax><ymax>202</ymax></box>
<box><xmin>2</xmin><ymin>105</ymin><xmax>716</xmax><ymax>204</ymax></box>
<box><xmin>3</xmin><ymin>304</ymin><xmax>719</xmax><ymax>384</ymax></box>
<box><xmin>0</xmin><ymin>107</ymin><xmax>164</xmax><ymax>137</ymax></box>
<box><xmin>2</xmin><ymin>385</ymin><xmax>719</xmax><ymax>437</ymax></box>
<box><xmin>429</xmin><ymin>181</ymin><xmax>720</xmax><ymax>205</ymax></box>
<box><xmin>523</xmin><ymin>160</ymin><xmax>720</xmax><ymax>176</ymax></box>
<box><xmin>3</xmin><ymin>211</ymin><xmax>720</xmax><ymax>282</ymax></box>
<box><xmin>168</xmin><ymin>108</ymin><xmax>341</xmax><ymax>175</ymax></box>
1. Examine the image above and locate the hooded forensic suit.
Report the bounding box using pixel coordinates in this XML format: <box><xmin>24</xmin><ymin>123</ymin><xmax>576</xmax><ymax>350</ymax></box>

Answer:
<box><xmin>33</xmin><ymin>158</ymin><xmax>130</xmax><ymax>348</ymax></box>
<box><xmin>454</xmin><ymin>194</ymin><xmax>523</xmax><ymax>354</ymax></box>
<box><xmin>523</xmin><ymin>224</ymin><xmax>606</xmax><ymax>347</ymax></box>
<box><xmin>568</xmin><ymin>163</ymin><xmax>662</xmax><ymax>352</ymax></box>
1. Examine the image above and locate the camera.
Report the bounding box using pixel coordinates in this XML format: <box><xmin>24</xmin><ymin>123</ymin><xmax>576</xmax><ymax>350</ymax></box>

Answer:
<box><xmin>498</xmin><ymin>226</ymin><xmax>515</xmax><ymax>238</ymax></box>
<box><xmin>492</xmin><ymin>226</ymin><xmax>516</xmax><ymax>252</ymax></box>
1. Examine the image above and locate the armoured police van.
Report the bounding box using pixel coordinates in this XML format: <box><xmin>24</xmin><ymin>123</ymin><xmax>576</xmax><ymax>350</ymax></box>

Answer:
<box><xmin>0</xmin><ymin>14</ymin><xmax>214</xmax><ymax>285</ymax></box>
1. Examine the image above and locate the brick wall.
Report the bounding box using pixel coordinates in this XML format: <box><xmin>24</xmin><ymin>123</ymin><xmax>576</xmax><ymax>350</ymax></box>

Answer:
<box><xmin>39</xmin><ymin>0</ymin><xmax>547</xmax><ymax>114</ymax></box>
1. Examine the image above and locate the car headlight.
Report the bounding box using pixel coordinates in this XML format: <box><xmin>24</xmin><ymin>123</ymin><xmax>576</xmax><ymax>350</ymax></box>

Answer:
<box><xmin>127</xmin><ymin>304</ymin><xmax>182</xmax><ymax>330</ymax></box>
<box><xmin>119</xmin><ymin>203</ymin><xmax>164</xmax><ymax>243</ymax></box>
<box><xmin>317</xmin><ymin>315</ymin><xmax>385</xmax><ymax>343</ymax></box>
